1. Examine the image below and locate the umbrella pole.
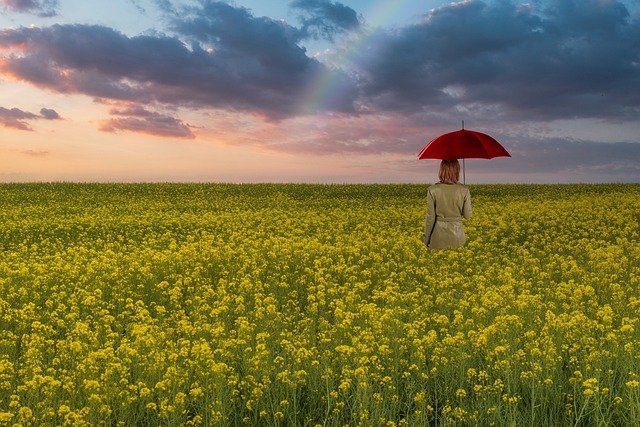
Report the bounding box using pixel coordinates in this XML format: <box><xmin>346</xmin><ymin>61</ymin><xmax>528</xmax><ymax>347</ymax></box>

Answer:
<box><xmin>463</xmin><ymin>158</ymin><xmax>466</xmax><ymax>184</ymax></box>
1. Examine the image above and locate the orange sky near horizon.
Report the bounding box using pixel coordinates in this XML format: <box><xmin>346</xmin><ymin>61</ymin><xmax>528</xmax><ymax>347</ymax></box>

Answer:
<box><xmin>1</xmin><ymin>85</ymin><xmax>428</xmax><ymax>183</ymax></box>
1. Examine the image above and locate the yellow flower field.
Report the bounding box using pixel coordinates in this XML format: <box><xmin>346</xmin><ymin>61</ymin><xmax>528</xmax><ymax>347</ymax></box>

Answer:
<box><xmin>0</xmin><ymin>183</ymin><xmax>639</xmax><ymax>426</ymax></box>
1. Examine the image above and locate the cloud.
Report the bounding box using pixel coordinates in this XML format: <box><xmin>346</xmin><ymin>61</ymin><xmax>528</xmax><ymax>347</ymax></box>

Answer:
<box><xmin>243</xmin><ymin>112</ymin><xmax>423</xmax><ymax>155</ymax></box>
<box><xmin>290</xmin><ymin>0</ymin><xmax>361</xmax><ymax>41</ymax></box>
<box><xmin>1</xmin><ymin>0</ymin><xmax>59</xmax><ymax>17</ymax></box>
<box><xmin>0</xmin><ymin>0</ymin><xmax>638</xmax><ymax>156</ymax></box>
<box><xmin>99</xmin><ymin>106</ymin><xmax>195</xmax><ymax>139</ymax></box>
<box><xmin>499</xmin><ymin>137</ymin><xmax>640</xmax><ymax>177</ymax></box>
<box><xmin>0</xmin><ymin>15</ymin><xmax>358</xmax><ymax>119</ymax></box>
<box><xmin>352</xmin><ymin>0</ymin><xmax>640</xmax><ymax>123</ymax></box>
<box><xmin>18</xmin><ymin>148</ymin><xmax>49</xmax><ymax>157</ymax></box>
<box><xmin>0</xmin><ymin>106</ymin><xmax>61</xmax><ymax>130</ymax></box>
<box><xmin>0</xmin><ymin>107</ymin><xmax>38</xmax><ymax>130</ymax></box>
<box><xmin>39</xmin><ymin>107</ymin><xmax>60</xmax><ymax>119</ymax></box>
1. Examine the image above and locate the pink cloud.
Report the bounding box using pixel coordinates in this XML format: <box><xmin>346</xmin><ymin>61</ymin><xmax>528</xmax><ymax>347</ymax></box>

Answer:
<box><xmin>0</xmin><ymin>106</ymin><xmax>61</xmax><ymax>130</ymax></box>
<box><xmin>98</xmin><ymin>106</ymin><xmax>195</xmax><ymax>139</ymax></box>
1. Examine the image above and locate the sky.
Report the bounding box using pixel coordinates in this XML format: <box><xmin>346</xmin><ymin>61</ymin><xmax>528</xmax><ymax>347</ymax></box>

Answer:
<box><xmin>1</xmin><ymin>0</ymin><xmax>639</xmax><ymax>184</ymax></box>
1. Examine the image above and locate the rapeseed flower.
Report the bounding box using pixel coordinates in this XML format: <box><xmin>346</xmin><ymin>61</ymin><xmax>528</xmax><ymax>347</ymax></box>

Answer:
<box><xmin>0</xmin><ymin>183</ymin><xmax>638</xmax><ymax>426</ymax></box>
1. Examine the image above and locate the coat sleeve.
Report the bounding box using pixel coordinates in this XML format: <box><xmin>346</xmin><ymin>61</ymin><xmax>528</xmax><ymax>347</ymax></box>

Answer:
<box><xmin>462</xmin><ymin>187</ymin><xmax>472</xmax><ymax>219</ymax></box>
<box><xmin>423</xmin><ymin>189</ymin><xmax>436</xmax><ymax>247</ymax></box>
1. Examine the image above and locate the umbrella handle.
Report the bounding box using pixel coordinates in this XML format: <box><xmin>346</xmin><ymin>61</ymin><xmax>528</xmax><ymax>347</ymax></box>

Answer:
<box><xmin>461</xmin><ymin>122</ymin><xmax>466</xmax><ymax>184</ymax></box>
<box><xmin>463</xmin><ymin>158</ymin><xmax>465</xmax><ymax>184</ymax></box>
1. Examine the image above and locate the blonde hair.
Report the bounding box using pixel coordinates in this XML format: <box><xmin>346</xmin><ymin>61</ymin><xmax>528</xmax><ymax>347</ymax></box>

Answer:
<box><xmin>439</xmin><ymin>160</ymin><xmax>460</xmax><ymax>184</ymax></box>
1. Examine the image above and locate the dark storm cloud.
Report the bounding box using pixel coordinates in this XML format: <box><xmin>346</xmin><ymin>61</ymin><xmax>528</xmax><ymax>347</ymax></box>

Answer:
<box><xmin>169</xmin><ymin>1</ymin><xmax>311</xmax><ymax>85</ymax></box>
<box><xmin>354</xmin><ymin>0</ymin><xmax>640</xmax><ymax>122</ymax></box>
<box><xmin>290</xmin><ymin>0</ymin><xmax>361</xmax><ymax>41</ymax></box>
<box><xmin>1</xmin><ymin>0</ymin><xmax>58</xmax><ymax>17</ymax></box>
<box><xmin>99</xmin><ymin>106</ymin><xmax>195</xmax><ymax>138</ymax></box>
<box><xmin>0</xmin><ymin>106</ymin><xmax>61</xmax><ymax>130</ymax></box>
<box><xmin>0</xmin><ymin>5</ymin><xmax>358</xmax><ymax>120</ymax></box>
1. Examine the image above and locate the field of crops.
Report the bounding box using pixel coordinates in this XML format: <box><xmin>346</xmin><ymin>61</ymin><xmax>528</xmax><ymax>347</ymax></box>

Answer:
<box><xmin>1</xmin><ymin>183</ymin><xmax>639</xmax><ymax>426</ymax></box>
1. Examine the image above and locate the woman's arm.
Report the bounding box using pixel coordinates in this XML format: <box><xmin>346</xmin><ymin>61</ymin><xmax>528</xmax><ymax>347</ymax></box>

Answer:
<box><xmin>424</xmin><ymin>189</ymin><xmax>436</xmax><ymax>247</ymax></box>
<box><xmin>462</xmin><ymin>188</ymin><xmax>472</xmax><ymax>219</ymax></box>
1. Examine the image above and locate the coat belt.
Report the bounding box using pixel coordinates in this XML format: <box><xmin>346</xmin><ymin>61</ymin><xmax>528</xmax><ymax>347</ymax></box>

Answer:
<box><xmin>437</xmin><ymin>216</ymin><xmax>462</xmax><ymax>222</ymax></box>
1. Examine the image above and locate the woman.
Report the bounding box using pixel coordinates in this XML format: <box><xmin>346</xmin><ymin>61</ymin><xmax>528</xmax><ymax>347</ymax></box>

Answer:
<box><xmin>423</xmin><ymin>159</ymin><xmax>472</xmax><ymax>249</ymax></box>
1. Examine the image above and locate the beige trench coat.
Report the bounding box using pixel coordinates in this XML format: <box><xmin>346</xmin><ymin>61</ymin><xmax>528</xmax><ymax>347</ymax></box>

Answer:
<box><xmin>423</xmin><ymin>183</ymin><xmax>472</xmax><ymax>249</ymax></box>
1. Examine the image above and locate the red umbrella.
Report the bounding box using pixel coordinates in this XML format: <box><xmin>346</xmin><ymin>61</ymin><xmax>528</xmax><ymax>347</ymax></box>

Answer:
<box><xmin>418</xmin><ymin>124</ymin><xmax>510</xmax><ymax>183</ymax></box>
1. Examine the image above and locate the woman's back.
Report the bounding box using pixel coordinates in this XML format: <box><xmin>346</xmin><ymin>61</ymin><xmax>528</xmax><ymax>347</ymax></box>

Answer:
<box><xmin>423</xmin><ymin>182</ymin><xmax>472</xmax><ymax>249</ymax></box>
<box><xmin>429</xmin><ymin>183</ymin><xmax>471</xmax><ymax>219</ymax></box>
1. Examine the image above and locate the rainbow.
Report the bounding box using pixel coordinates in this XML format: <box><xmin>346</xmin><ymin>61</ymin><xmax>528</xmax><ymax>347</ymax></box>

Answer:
<box><xmin>297</xmin><ymin>1</ymin><xmax>431</xmax><ymax>115</ymax></box>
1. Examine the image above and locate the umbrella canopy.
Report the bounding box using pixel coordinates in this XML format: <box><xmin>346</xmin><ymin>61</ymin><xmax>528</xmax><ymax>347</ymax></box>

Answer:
<box><xmin>418</xmin><ymin>126</ymin><xmax>510</xmax><ymax>184</ymax></box>
<box><xmin>418</xmin><ymin>129</ymin><xmax>510</xmax><ymax>160</ymax></box>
